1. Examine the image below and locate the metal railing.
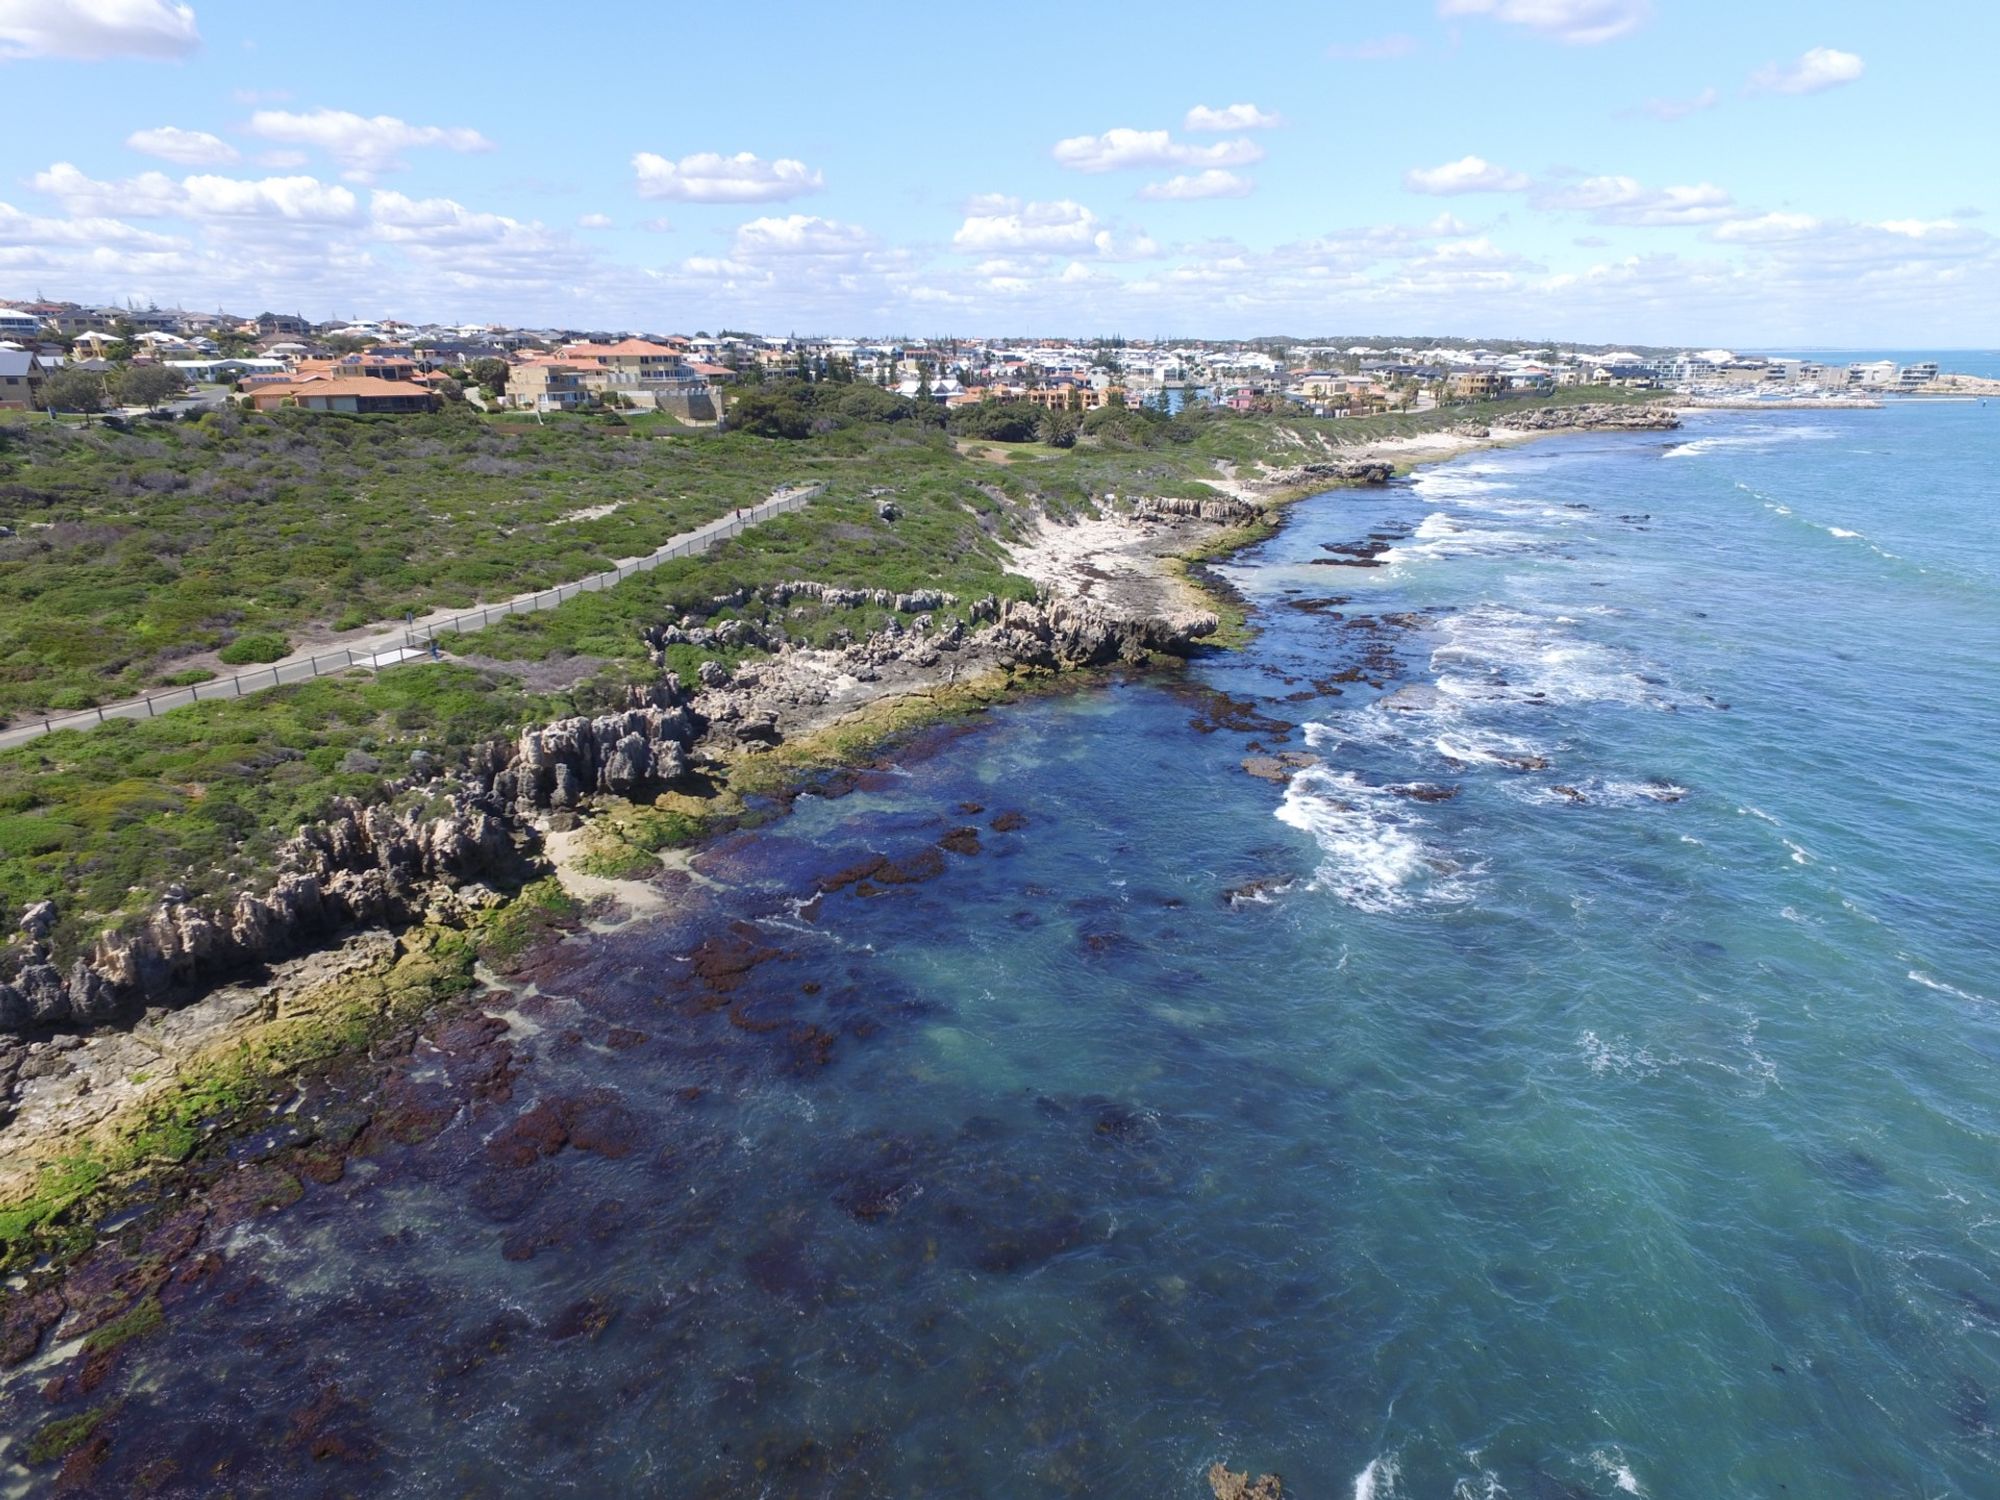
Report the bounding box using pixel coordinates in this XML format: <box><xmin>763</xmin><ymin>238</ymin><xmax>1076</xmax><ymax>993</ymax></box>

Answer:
<box><xmin>1</xmin><ymin>484</ymin><xmax>823</xmax><ymax>748</ymax></box>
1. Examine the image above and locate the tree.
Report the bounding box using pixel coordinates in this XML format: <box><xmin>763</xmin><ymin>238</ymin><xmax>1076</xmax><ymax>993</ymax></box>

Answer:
<box><xmin>1037</xmin><ymin>409</ymin><xmax>1079</xmax><ymax>449</ymax></box>
<box><xmin>117</xmin><ymin>364</ymin><xmax>189</xmax><ymax>409</ymax></box>
<box><xmin>39</xmin><ymin>366</ymin><xmax>107</xmax><ymax>418</ymax></box>
<box><xmin>468</xmin><ymin>357</ymin><xmax>510</xmax><ymax>398</ymax></box>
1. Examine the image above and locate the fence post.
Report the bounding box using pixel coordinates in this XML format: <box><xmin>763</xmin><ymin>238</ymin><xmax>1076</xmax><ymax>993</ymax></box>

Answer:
<box><xmin>95</xmin><ymin>706</ymin><xmax>104</xmax><ymax>723</ymax></box>
<box><xmin>233</xmin><ymin>675</ymin><xmax>243</xmax><ymax>697</ymax></box>
<box><xmin>272</xmin><ymin>667</ymin><xmax>281</xmax><ymax>687</ymax></box>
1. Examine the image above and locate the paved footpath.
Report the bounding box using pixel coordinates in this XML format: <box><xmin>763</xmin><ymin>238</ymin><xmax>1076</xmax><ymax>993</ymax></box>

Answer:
<box><xmin>0</xmin><ymin>484</ymin><xmax>821</xmax><ymax>752</ymax></box>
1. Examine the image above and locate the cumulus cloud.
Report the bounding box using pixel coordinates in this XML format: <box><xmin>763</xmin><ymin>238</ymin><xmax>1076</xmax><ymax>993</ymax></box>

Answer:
<box><xmin>1139</xmin><ymin>169</ymin><xmax>1254</xmax><ymax>201</ymax></box>
<box><xmin>732</xmin><ymin>215</ymin><xmax>872</xmax><ymax>257</ymax></box>
<box><xmin>1439</xmin><ymin>0</ymin><xmax>1649</xmax><ymax>45</ymax></box>
<box><xmin>577</xmin><ymin>212</ymin><xmax>613</xmax><ymax>230</ymax></box>
<box><xmin>1184</xmin><ymin>103</ymin><xmax>1281</xmax><ymax>132</ymax></box>
<box><xmin>952</xmin><ymin>196</ymin><xmax>1102</xmax><ymax>252</ymax></box>
<box><xmin>1749</xmin><ymin>47</ymin><xmax>1863</xmax><ymax>96</ymax></box>
<box><xmin>126</xmin><ymin>125</ymin><xmax>237</xmax><ymax>166</ymax></box>
<box><xmin>0</xmin><ymin>198</ymin><xmax>183</xmax><ymax>249</ymax></box>
<box><xmin>1404</xmin><ymin>155</ymin><xmax>1530</xmax><ymax>194</ymax></box>
<box><xmin>1707</xmin><ymin>211</ymin><xmax>1820</xmax><ymax>243</ymax></box>
<box><xmin>1640</xmin><ymin>86</ymin><xmax>1719</xmax><ymax>121</ymax></box>
<box><xmin>0</xmin><ymin>0</ymin><xmax>199</xmax><ymax>61</ymax></box>
<box><xmin>1532</xmin><ymin>174</ymin><xmax>1735</xmax><ymax>226</ymax></box>
<box><xmin>34</xmin><ymin>160</ymin><xmax>362</xmax><ymax>222</ymax></box>
<box><xmin>1329</xmin><ymin>33</ymin><xmax>1418</xmax><ymax>60</ymax></box>
<box><xmin>247</xmin><ymin>108</ymin><xmax>494</xmax><ymax>179</ymax></box>
<box><xmin>631</xmin><ymin>151</ymin><xmax>823</xmax><ymax>204</ymax></box>
<box><xmin>1051</xmin><ymin>127</ymin><xmax>1262</xmax><ymax>174</ymax></box>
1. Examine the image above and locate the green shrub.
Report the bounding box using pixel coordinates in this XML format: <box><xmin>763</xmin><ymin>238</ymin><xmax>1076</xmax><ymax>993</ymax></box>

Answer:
<box><xmin>216</xmin><ymin>633</ymin><xmax>289</xmax><ymax>665</ymax></box>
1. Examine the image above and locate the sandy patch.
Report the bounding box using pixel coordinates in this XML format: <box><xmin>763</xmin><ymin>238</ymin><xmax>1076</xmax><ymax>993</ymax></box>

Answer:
<box><xmin>1005</xmin><ymin>511</ymin><xmax>1215</xmax><ymax>621</ymax></box>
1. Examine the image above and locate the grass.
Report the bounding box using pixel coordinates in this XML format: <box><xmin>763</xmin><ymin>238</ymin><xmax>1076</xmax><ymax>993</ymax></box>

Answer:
<box><xmin>0</xmin><ymin>406</ymin><xmax>792</xmax><ymax>716</ymax></box>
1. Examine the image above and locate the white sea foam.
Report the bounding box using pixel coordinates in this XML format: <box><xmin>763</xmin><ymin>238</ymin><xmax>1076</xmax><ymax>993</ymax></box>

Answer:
<box><xmin>1588</xmin><ymin>1448</ymin><xmax>1645</xmax><ymax>1494</ymax></box>
<box><xmin>1353</xmin><ymin>1453</ymin><xmax>1400</xmax><ymax>1500</ymax></box>
<box><xmin>1521</xmin><ymin>777</ymin><xmax>1688</xmax><ymax>808</ymax></box>
<box><xmin>1781</xmin><ymin>838</ymin><xmax>1812</xmax><ymax>865</ymax></box>
<box><xmin>1434</xmin><ymin>729</ymin><xmax>1550</xmax><ymax>769</ymax></box>
<box><xmin>1665</xmin><ymin>424</ymin><xmax>1834</xmax><ymax>459</ymax></box>
<box><xmin>1579</xmin><ymin>1030</ymin><xmax>1662</xmax><ymax>1077</ymax></box>
<box><xmin>1827</xmin><ymin>526</ymin><xmax>1862</xmax><ymax>539</ymax></box>
<box><xmin>1276</xmin><ymin>767</ymin><xmax>1475</xmax><ymax>912</ymax></box>
<box><xmin>1910</xmin><ymin>970</ymin><xmax>1993</xmax><ymax>1005</ymax></box>
<box><xmin>1427</xmin><ymin>604</ymin><xmax>1675</xmax><ymax>711</ymax></box>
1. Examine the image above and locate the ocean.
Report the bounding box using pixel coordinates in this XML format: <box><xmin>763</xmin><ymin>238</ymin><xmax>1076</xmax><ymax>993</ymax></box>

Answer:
<box><xmin>15</xmin><ymin>393</ymin><xmax>2000</xmax><ymax>1496</ymax></box>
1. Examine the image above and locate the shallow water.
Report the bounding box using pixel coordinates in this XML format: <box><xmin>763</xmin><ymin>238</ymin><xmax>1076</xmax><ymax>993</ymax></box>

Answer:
<box><xmin>14</xmin><ymin>401</ymin><xmax>2000</xmax><ymax>1497</ymax></box>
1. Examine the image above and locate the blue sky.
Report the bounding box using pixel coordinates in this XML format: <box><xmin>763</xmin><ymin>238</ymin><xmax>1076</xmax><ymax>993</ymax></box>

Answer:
<box><xmin>2</xmin><ymin>0</ymin><xmax>1996</xmax><ymax>344</ymax></box>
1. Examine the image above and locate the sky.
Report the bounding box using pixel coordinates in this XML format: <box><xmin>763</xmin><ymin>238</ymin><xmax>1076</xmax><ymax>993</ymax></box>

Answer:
<box><xmin>2</xmin><ymin>0</ymin><xmax>1997</xmax><ymax>346</ymax></box>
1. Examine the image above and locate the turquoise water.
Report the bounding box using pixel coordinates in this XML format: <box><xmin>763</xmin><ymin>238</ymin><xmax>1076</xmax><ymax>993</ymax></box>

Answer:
<box><xmin>15</xmin><ymin>401</ymin><xmax>2000</xmax><ymax>1496</ymax></box>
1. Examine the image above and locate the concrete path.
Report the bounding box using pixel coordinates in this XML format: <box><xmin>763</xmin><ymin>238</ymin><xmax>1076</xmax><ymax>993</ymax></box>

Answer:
<box><xmin>0</xmin><ymin>484</ymin><xmax>821</xmax><ymax>751</ymax></box>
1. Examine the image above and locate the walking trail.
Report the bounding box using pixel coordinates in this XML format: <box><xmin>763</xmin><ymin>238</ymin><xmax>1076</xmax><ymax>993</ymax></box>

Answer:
<box><xmin>0</xmin><ymin>484</ymin><xmax>820</xmax><ymax>752</ymax></box>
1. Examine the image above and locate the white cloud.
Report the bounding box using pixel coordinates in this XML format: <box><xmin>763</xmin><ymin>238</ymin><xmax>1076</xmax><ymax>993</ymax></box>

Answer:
<box><xmin>256</xmin><ymin>149</ymin><xmax>307</xmax><ymax>169</ymax></box>
<box><xmin>370</xmin><ymin>190</ymin><xmax>526</xmax><ymax>242</ymax></box>
<box><xmin>0</xmin><ymin>198</ymin><xmax>183</xmax><ymax>249</ymax></box>
<box><xmin>1091</xmin><ymin>229</ymin><xmax>1162</xmax><ymax>261</ymax></box>
<box><xmin>126</xmin><ymin>125</ymin><xmax>238</xmax><ymax>166</ymax></box>
<box><xmin>1439</xmin><ymin>0</ymin><xmax>1649</xmax><ymax>45</ymax></box>
<box><xmin>1708</xmin><ymin>211</ymin><xmax>1820</xmax><ymax>243</ymax></box>
<box><xmin>1533</xmin><ymin>174</ymin><xmax>1735</xmax><ymax>226</ymax></box>
<box><xmin>0</xmin><ymin>0</ymin><xmax>198</xmax><ymax>61</ymax></box>
<box><xmin>631</xmin><ymin>151</ymin><xmax>823</xmax><ymax>204</ymax></box>
<box><xmin>1875</xmin><ymin>218</ymin><xmax>1963</xmax><ymax>239</ymax></box>
<box><xmin>1641</xmin><ymin>86</ymin><xmax>1719</xmax><ymax>121</ymax></box>
<box><xmin>1750</xmin><ymin>47</ymin><xmax>1863</xmax><ymax>96</ymax></box>
<box><xmin>577</xmin><ymin>212</ymin><xmax>613</xmax><ymax>229</ymax></box>
<box><xmin>1404</xmin><ymin>155</ymin><xmax>1530</xmax><ymax>194</ymax></box>
<box><xmin>183</xmin><ymin>173</ymin><xmax>362</xmax><ymax>222</ymax></box>
<box><xmin>34</xmin><ymin>160</ymin><xmax>363</xmax><ymax>223</ymax></box>
<box><xmin>639</xmin><ymin>216</ymin><xmax>673</xmax><ymax>233</ymax></box>
<box><xmin>1329</xmin><ymin>33</ymin><xmax>1418</xmax><ymax>60</ymax></box>
<box><xmin>1184</xmin><ymin>103</ymin><xmax>1281</xmax><ymax>132</ymax></box>
<box><xmin>1051</xmin><ymin>127</ymin><xmax>1263</xmax><ymax>174</ymax></box>
<box><xmin>247</xmin><ymin>108</ymin><xmax>495</xmax><ymax>179</ymax></box>
<box><xmin>952</xmin><ymin>196</ymin><xmax>1101</xmax><ymax>252</ymax></box>
<box><xmin>1139</xmin><ymin>169</ymin><xmax>1254</xmax><ymax>201</ymax></box>
<box><xmin>732</xmin><ymin>215</ymin><xmax>871</xmax><ymax>257</ymax></box>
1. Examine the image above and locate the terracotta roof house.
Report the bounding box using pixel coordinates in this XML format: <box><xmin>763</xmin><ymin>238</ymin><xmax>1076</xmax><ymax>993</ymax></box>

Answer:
<box><xmin>242</xmin><ymin>375</ymin><xmax>439</xmax><ymax>414</ymax></box>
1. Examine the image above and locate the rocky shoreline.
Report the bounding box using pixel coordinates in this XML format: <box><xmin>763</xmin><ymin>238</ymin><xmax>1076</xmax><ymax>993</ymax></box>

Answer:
<box><xmin>0</xmin><ymin>399</ymin><xmax>1676</xmax><ymax>1192</ymax></box>
<box><xmin>0</xmin><ymin>595</ymin><xmax>1219</xmax><ymax>1178</ymax></box>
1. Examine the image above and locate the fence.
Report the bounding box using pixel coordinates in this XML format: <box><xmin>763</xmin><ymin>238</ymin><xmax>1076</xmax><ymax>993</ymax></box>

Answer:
<box><xmin>2</xmin><ymin>484</ymin><xmax>824</xmax><ymax>747</ymax></box>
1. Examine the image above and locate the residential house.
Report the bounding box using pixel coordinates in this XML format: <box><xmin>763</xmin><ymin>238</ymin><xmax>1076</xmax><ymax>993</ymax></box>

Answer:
<box><xmin>505</xmin><ymin>356</ymin><xmax>588</xmax><ymax>412</ymax></box>
<box><xmin>255</xmin><ymin>311</ymin><xmax>312</xmax><ymax>338</ymax></box>
<box><xmin>242</xmin><ymin>375</ymin><xmax>439</xmax><ymax>414</ymax></box>
<box><xmin>0</xmin><ymin>348</ymin><xmax>44</xmax><ymax>410</ymax></box>
<box><xmin>0</xmin><ymin>308</ymin><xmax>40</xmax><ymax>339</ymax></box>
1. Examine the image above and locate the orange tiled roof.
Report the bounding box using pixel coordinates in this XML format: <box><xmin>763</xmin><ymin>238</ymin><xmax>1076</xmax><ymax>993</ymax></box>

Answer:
<box><xmin>560</xmin><ymin>339</ymin><xmax>684</xmax><ymax>359</ymax></box>
<box><xmin>252</xmin><ymin>376</ymin><xmax>434</xmax><ymax>398</ymax></box>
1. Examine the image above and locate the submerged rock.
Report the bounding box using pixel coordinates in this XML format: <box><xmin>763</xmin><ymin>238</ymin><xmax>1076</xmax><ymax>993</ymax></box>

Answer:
<box><xmin>1209</xmin><ymin>1461</ymin><xmax>1285</xmax><ymax>1499</ymax></box>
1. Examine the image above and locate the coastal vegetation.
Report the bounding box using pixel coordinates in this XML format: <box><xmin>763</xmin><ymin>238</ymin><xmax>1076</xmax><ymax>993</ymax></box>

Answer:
<box><xmin>0</xmin><ymin>388</ymin><xmax>1649</xmax><ymax>965</ymax></box>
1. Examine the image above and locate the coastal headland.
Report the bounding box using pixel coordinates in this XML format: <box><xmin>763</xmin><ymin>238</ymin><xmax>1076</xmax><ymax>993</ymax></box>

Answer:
<box><xmin>0</xmin><ymin>397</ymin><xmax>1680</xmax><ymax>1466</ymax></box>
